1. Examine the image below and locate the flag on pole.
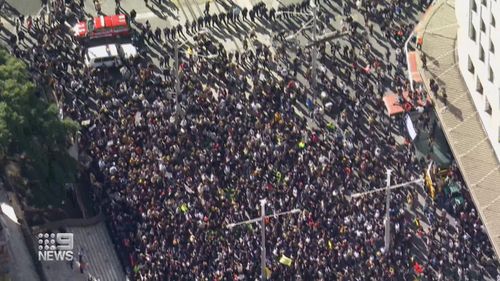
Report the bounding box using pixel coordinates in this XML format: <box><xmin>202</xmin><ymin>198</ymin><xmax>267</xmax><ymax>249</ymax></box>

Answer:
<box><xmin>279</xmin><ymin>255</ymin><xmax>293</xmax><ymax>267</ymax></box>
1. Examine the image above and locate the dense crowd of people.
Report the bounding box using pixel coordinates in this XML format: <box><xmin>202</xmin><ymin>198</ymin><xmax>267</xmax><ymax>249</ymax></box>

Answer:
<box><xmin>1</xmin><ymin>0</ymin><xmax>499</xmax><ymax>280</ymax></box>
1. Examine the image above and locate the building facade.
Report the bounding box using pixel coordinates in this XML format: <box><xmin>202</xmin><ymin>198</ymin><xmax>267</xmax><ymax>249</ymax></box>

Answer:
<box><xmin>456</xmin><ymin>0</ymin><xmax>500</xmax><ymax>161</ymax></box>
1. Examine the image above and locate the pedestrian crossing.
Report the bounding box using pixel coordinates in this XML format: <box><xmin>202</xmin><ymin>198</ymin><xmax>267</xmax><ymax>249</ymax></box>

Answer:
<box><xmin>40</xmin><ymin>222</ymin><xmax>126</xmax><ymax>281</ymax></box>
<box><xmin>68</xmin><ymin>223</ymin><xmax>126</xmax><ymax>281</ymax></box>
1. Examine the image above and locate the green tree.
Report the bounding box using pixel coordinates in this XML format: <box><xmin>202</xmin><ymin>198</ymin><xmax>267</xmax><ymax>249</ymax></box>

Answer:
<box><xmin>0</xmin><ymin>48</ymin><xmax>79</xmax><ymax>208</ymax></box>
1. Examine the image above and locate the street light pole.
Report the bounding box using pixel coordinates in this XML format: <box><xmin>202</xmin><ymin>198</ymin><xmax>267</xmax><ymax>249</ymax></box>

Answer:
<box><xmin>260</xmin><ymin>199</ymin><xmax>267</xmax><ymax>281</ymax></box>
<box><xmin>172</xmin><ymin>29</ymin><xmax>212</xmax><ymax>121</ymax></box>
<box><xmin>174</xmin><ymin>39</ymin><xmax>181</xmax><ymax>120</ymax></box>
<box><xmin>350</xmin><ymin>174</ymin><xmax>425</xmax><ymax>254</ymax></box>
<box><xmin>310</xmin><ymin>2</ymin><xmax>318</xmax><ymax>102</ymax></box>
<box><xmin>384</xmin><ymin>169</ymin><xmax>392</xmax><ymax>253</ymax></box>
<box><xmin>227</xmin><ymin>200</ymin><xmax>300</xmax><ymax>281</ymax></box>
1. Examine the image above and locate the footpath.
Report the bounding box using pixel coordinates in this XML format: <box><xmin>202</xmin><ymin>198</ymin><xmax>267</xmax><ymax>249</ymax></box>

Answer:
<box><xmin>419</xmin><ymin>0</ymin><xmax>500</xmax><ymax>260</ymax></box>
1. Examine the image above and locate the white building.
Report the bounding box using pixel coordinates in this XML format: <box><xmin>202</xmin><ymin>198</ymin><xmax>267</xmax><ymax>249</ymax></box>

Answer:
<box><xmin>456</xmin><ymin>0</ymin><xmax>500</xmax><ymax>161</ymax></box>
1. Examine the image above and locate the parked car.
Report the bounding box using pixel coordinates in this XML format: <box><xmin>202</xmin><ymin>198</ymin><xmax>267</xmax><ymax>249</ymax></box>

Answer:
<box><xmin>84</xmin><ymin>43</ymin><xmax>137</xmax><ymax>68</ymax></box>
<box><xmin>443</xmin><ymin>181</ymin><xmax>464</xmax><ymax>215</ymax></box>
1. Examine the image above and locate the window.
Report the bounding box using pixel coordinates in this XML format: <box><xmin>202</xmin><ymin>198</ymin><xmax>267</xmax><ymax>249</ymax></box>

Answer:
<box><xmin>480</xmin><ymin>45</ymin><xmax>485</xmax><ymax>61</ymax></box>
<box><xmin>489</xmin><ymin>66</ymin><xmax>494</xmax><ymax>82</ymax></box>
<box><xmin>485</xmin><ymin>98</ymin><xmax>492</xmax><ymax>115</ymax></box>
<box><xmin>472</xmin><ymin>0</ymin><xmax>478</xmax><ymax>11</ymax></box>
<box><xmin>468</xmin><ymin>56</ymin><xmax>476</xmax><ymax>74</ymax></box>
<box><xmin>491</xmin><ymin>41</ymin><xmax>495</xmax><ymax>53</ymax></box>
<box><xmin>481</xmin><ymin>18</ymin><xmax>486</xmax><ymax>32</ymax></box>
<box><xmin>469</xmin><ymin>22</ymin><xmax>477</xmax><ymax>41</ymax></box>
<box><xmin>476</xmin><ymin>78</ymin><xmax>483</xmax><ymax>93</ymax></box>
<box><xmin>492</xmin><ymin>14</ymin><xmax>496</xmax><ymax>27</ymax></box>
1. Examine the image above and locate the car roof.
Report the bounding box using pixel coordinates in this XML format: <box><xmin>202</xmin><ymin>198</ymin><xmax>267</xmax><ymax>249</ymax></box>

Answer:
<box><xmin>120</xmin><ymin>43</ymin><xmax>137</xmax><ymax>57</ymax></box>
<box><xmin>86</xmin><ymin>44</ymin><xmax>119</xmax><ymax>59</ymax></box>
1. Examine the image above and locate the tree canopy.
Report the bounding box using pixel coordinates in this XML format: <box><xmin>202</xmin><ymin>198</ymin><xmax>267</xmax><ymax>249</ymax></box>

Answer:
<box><xmin>0</xmin><ymin>48</ymin><xmax>79</xmax><ymax>208</ymax></box>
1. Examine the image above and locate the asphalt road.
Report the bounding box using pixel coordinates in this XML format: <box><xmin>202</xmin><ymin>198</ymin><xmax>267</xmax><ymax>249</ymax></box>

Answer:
<box><xmin>3</xmin><ymin>0</ymin><xmax>43</xmax><ymax>17</ymax></box>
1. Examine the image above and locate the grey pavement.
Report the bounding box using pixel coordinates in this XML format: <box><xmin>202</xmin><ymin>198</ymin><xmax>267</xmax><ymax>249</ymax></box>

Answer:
<box><xmin>420</xmin><ymin>0</ymin><xmax>500</xmax><ymax>261</ymax></box>
<box><xmin>3</xmin><ymin>0</ymin><xmax>43</xmax><ymax>17</ymax></box>
<box><xmin>39</xmin><ymin>223</ymin><xmax>126</xmax><ymax>281</ymax></box>
<box><xmin>0</xmin><ymin>184</ymin><xmax>40</xmax><ymax>281</ymax></box>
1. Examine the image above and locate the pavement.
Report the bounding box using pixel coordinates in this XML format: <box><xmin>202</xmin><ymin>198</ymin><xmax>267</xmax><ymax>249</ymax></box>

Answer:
<box><xmin>38</xmin><ymin>222</ymin><xmax>126</xmax><ymax>281</ymax></box>
<box><xmin>0</xmin><ymin>183</ymin><xmax>40</xmax><ymax>281</ymax></box>
<box><xmin>419</xmin><ymin>0</ymin><xmax>500</xmax><ymax>262</ymax></box>
<box><xmin>2</xmin><ymin>0</ymin><xmax>43</xmax><ymax>18</ymax></box>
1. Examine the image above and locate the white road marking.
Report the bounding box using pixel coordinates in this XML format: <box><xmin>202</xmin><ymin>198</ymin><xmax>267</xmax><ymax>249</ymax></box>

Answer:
<box><xmin>135</xmin><ymin>11</ymin><xmax>162</xmax><ymax>20</ymax></box>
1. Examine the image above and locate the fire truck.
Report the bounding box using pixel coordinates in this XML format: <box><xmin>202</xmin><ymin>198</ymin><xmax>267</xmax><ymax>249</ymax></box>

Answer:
<box><xmin>73</xmin><ymin>14</ymin><xmax>130</xmax><ymax>39</ymax></box>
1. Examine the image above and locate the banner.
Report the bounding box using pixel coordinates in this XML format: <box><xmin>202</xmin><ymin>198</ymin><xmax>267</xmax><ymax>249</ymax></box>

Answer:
<box><xmin>425</xmin><ymin>161</ymin><xmax>435</xmax><ymax>199</ymax></box>
<box><xmin>279</xmin><ymin>255</ymin><xmax>292</xmax><ymax>267</ymax></box>
<box><xmin>405</xmin><ymin>114</ymin><xmax>417</xmax><ymax>140</ymax></box>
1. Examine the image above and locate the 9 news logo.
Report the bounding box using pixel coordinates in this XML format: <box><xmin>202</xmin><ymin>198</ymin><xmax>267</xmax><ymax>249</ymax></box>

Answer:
<box><xmin>37</xmin><ymin>233</ymin><xmax>74</xmax><ymax>261</ymax></box>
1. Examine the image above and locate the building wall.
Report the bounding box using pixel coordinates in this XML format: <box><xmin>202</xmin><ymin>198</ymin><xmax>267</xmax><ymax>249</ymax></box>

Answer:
<box><xmin>456</xmin><ymin>0</ymin><xmax>500</xmax><ymax>161</ymax></box>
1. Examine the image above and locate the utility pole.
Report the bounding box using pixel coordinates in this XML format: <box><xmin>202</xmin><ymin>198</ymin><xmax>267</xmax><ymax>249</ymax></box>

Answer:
<box><xmin>260</xmin><ymin>199</ymin><xmax>266</xmax><ymax>281</ymax></box>
<box><xmin>350</xmin><ymin>174</ymin><xmax>425</xmax><ymax>254</ymax></box>
<box><xmin>384</xmin><ymin>169</ymin><xmax>392</xmax><ymax>252</ymax></box>
<box><xmin>227</xmin><ymin>199</ymin><xmax>300</xmax><ymax>281</ymax></box>
<box><xmin>173</xmin><ymin>39</ymin><xmax>181</xmax><ymax>120</ymax></box>
<box><xmin>310</xmin><ymin>2</ymin><xmax>318</xmax><ymax>102</ymax></box>
<box><xmin>172</xmin><ymin>29</ymin><xmax>212</xmax><ymax>121</ymax></box>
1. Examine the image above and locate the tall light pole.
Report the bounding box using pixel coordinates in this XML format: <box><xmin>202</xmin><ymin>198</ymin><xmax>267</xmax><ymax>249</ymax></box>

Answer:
<box><xmin>310</xmin><ymin>2</ymin><xmax>318</xmax><ymax>101</ymax></box>
<box><xmin>350</xmin><ymin>173</ymin><xmax>424</xmax><ymax>253</ymax></box>
<box><xmin>279</xmin><ymin>3</ymin><xmax>319</xmax><ymax>101</ymax></box>
<box><xmin>227</xmin><ymin>199</ymin><xmax>301</xmax><ymax>281</ymax></box>
<box><xmin>172</xmin><ymin>29</ymin><xmax>211</xmax><ymax>121</ymax></box>
<box><xmin>280</xmin><ymin>4</ymin><xmax>348</xmax><ymax>105</ymax></box>
<box><xmin>259</xmin><ymin>199</ymin><xmax>266</xmax><ymax>281</ymax></box>
<box><xmin>384</xmin><ymin>169</ymin><xmax>392</xmax><ymax>252</ymax></box>
<box><xmin>173</xmin><ymin>39</ymin><xmax>181</xmax><ymax>120</ymax></box>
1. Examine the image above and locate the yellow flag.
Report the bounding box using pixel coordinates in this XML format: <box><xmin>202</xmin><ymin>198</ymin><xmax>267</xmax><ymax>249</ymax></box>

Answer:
<box><xmin>298</xmin><ymin>141</ymin><xmax>306</xmax><ymax>149</ymax></box>
<box><xmin>328</xmin><ymin>240</ymin><xmax>334</xmax><ymax>250</ymax></box>
<box><xmin>180</xmin><ymin>203</ymin><xmax>189</xmax><ymax>213</ymax></box>
<box><xmin>265</xmin><ymin>267</ymin><xmax>272</xmax><ymax>278</ymax></box>
<box><xmin>275</xmin><ymin>171</ymin><xmax>282</xmax><ymax>182</ymax></box>
<box><xmin>279</xmin><ymin>255</ymin><xmax>292</xmax><ymax>267</ymax></box>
